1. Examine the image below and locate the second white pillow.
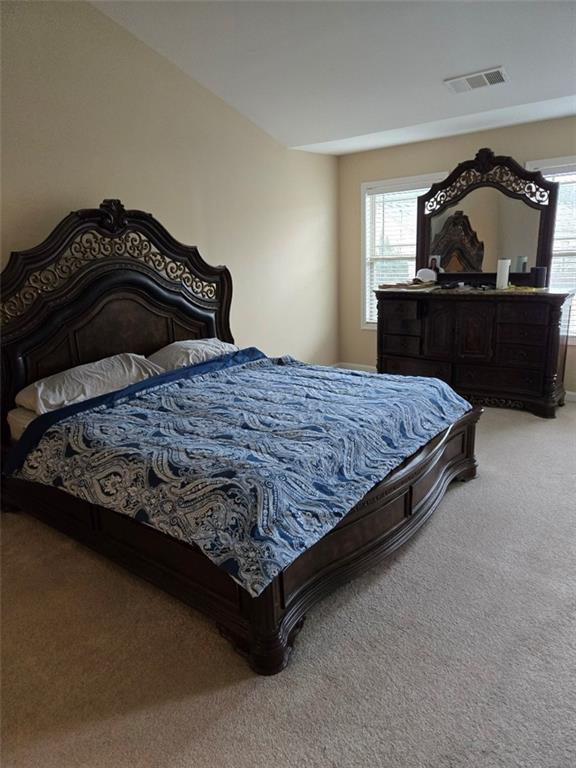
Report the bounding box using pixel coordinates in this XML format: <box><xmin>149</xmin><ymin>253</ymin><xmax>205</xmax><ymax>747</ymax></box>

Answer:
<box><xmin>148</xmin><ymin>338</ymin><xmax>239</xmax><ymax>371</ymax></box>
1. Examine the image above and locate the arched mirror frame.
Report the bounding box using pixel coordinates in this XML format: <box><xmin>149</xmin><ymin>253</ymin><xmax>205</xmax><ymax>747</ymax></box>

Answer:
<box><xmin>416</xmin><ymin>148</ymin><xmax>559</xmax><ymax>286</ymax></box>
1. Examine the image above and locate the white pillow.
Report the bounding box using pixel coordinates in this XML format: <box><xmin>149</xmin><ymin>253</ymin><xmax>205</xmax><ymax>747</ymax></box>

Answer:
<box><xmin>15</xmin><ymin>353</ymin><xmax>165</xmax><ymax>415</ymax></box>
<box><xmin>148</xmin><ymin>338</ymin><xmax>239</xmax><ymax>371</ymax></box>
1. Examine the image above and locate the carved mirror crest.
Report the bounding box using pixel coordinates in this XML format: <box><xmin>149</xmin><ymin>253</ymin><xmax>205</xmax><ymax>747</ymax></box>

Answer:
<box><xmin>416</xmin><ymin>148</ymin><xmax>559</xmax><ymax>285</ymax></box>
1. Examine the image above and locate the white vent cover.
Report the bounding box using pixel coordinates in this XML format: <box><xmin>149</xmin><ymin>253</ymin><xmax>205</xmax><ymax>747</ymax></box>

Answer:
<box><xmin>444</xmin><ymin>67</ymin><xmax>508</xmax><ymax>94</ymax></box>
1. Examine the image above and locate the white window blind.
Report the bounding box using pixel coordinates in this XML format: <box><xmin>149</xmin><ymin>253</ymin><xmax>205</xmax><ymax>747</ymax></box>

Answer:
<box><xmin>362</xmin><ymin>173</ymin><xmax>444</xmax><ymax>325</ymax></box>
<box><xmin>528</xmin><ymin>158</ymin><xmax>576</xmax><ymax>338</ymax></box>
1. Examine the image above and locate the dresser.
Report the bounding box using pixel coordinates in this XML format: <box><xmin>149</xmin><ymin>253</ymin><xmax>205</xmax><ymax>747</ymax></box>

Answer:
<box><xmin>376</xmin><ymin>288</ymin><xmax>574</xmax><ymax>418</ymax></box>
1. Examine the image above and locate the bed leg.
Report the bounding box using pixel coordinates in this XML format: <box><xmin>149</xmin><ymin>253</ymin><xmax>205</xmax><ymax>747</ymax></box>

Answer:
<box><xmin>218</xmin><ymin>612</ymin><xmax>306</xmax><ymax>675</ymax></box>
<box><xmin>217</xmin><ymin>622</ymin><xmax>291</xmax><ymax>674</ymax></box>
<box><xmin>455</xmin><ymin>465</ymin><xmax>477</xmax><ymax>482</ymax></box>
<box><xmin>248</xmin><ymin>616</ymin><xmax>306</xmax><ymax>676</ymax></box>
<box><xmin>248</xmin><ymin>631</ymin><xmax>292</xmax><ymax>675</ymax></box>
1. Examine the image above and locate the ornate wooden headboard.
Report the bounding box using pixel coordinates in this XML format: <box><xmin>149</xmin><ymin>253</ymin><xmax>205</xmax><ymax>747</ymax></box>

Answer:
<box><xmin>1</xmin><ymin>199</ymin><xmax>233</xmax><ymax>441</ymax></box>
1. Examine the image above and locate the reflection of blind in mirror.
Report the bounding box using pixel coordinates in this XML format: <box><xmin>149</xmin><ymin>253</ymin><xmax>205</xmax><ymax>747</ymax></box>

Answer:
<box><xmin>544</xmin><ymin>169</ymin><xmax>576</xmax><ymax>336</ymax></box>
<box><xmin>364</xmin><ymin>188</ymin><xmax>427</xmax><ymax>323</ymax></box>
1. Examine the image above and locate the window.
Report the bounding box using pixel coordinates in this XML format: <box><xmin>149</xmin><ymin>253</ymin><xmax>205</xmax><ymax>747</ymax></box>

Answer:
<box><xmin>527</xmin><ymin>157</ymin><xmax>576</xmax><ymax>339</ymax></box>
<box><xmin>362</xmin><ymin>173</ymin><xmax>445</xmax><ymax>326</ymax></box>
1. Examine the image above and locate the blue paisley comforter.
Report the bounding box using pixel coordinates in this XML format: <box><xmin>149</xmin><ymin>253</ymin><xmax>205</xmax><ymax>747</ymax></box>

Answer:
<box><xmin>8</xmin><ymin>348</ymin><xmax>471</xmax><ymax>596</ymax></box>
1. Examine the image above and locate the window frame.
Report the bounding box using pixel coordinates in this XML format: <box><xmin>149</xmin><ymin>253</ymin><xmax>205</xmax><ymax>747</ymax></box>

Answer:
<box><xmin>360</xmin><ymin>172</ymin><xmax>446</xmax><ymax>329</ymax></box>
<box><xmin>526</xmin><ymin>156</ymin><xmax>576</xmax><ymax>344</ymax></box>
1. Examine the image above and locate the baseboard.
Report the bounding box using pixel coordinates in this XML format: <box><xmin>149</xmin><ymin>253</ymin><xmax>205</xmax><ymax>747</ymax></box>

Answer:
<box><xmin>335</xmin><ymin>362</ymin><xmax>377</xmax><ymax>372</ymax></box>
<box><xmin>565</xmin><ymin>391</ymin><xmax>576</xmax><ymax>403</ymax></box>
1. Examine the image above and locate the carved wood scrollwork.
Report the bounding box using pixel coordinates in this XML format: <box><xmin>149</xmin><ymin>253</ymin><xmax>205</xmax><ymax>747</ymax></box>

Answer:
<box><xmin>98</xmin><ymin>199</ymin><xmax>129</xmax><ymax>232</ymax></box>
<box><xmin>1</xmin><ymin>229</ymin><xmax>218</xmax><ymax>324</ymax></box>
<box><xmin>424</xmin><ymin>149</ymin><xmax>550</xmax><ymax>215</ymax></box>
<box><xmin>465</xmin><ymin>394</ymin><xmax>526</xmax><ymax>411</ymax></box>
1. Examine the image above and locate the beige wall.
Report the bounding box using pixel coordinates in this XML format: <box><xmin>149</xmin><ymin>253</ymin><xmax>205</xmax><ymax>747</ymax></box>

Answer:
<box><xmin>1</xmin><ymin>1</ymin><xmax>338</xmax><ymax>364</ymax></box>
<box><xmin>338</xmin><ymin>117</ymin><xmax>576</xmax><ymax>390</ymax></box>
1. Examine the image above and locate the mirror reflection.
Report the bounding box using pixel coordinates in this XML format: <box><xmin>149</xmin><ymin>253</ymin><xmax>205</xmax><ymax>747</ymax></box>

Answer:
<box><xmin>428</xmin><ymin>188</ymin><xmax>541</xmax><ymax>273</ymax></box>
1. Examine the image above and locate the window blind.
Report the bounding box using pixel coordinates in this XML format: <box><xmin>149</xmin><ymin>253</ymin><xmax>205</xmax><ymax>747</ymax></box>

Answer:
<box><xmin>364</xmin><ymin>186</ymin><xmax>427</xmax><ymax>324</ymax></box>
<box><xmin>542</xmin><ymin>167</ymin><xmax>576</xmax><ymax>337</ymax></box>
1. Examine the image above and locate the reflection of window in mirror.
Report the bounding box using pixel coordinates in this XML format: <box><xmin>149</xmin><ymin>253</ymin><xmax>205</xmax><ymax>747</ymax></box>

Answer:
<box><xmin>527</xmin><ymin>157</ymin><xmax>576</xmax><ymax>340</ymax></box>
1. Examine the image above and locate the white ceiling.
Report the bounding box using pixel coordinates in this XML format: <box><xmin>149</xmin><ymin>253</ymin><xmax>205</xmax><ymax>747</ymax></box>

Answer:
<box><xmin>94</xmin><ymin>1</ymin><xmax>576</xmax><ymax>155</ymax></box>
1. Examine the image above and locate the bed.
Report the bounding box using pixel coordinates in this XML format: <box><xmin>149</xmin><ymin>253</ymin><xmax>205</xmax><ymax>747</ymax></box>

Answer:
<box><xmin>1</xmin><ymin>200</ymin><xmax>481</xmax><ymax>674</ymax></box>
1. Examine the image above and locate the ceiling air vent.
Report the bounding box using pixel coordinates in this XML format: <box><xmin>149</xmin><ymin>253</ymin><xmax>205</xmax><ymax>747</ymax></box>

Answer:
<box><xmin>444</xmin><ymin>67</ymin><xmax>508</xmax><ymax>94</ymax></box>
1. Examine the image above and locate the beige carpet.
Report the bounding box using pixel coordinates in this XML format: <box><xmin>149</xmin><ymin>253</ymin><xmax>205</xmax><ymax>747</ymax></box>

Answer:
<box><xmin>2</xmin><ymin>406</ymin><xmax>576</xmax><ymax>768</ymax></box>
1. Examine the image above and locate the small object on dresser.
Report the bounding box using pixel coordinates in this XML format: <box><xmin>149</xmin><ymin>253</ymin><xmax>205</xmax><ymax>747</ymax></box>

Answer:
<box><xmin>378</xmin><ymin>279</ymin><xmax>436</xmax><ymax>290</ymax></box>
<box><xmin>416</xmin><ymin>268</ymin><xmax>437</xmax><ymax>282</ymax></box>
<box><xmin>531</xmin><ymin>266</ymin><xmax>547</xmax><ymax>288</ymax></box>
<box><xmin>496</xmin><ymin>259</ymin><xmax>511</xmax><ymax>290</ymax></box>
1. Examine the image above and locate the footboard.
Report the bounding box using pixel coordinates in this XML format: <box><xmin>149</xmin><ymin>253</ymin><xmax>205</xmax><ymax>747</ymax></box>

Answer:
<box><xmin>239</xmin><ymin>406</ymin><xmax>482</xmax><ymax>673</ymax></box>
<box><xmin>2</xmin><ymin>407</ymin><xmax>482</xmax><ymax>675</ymax></box>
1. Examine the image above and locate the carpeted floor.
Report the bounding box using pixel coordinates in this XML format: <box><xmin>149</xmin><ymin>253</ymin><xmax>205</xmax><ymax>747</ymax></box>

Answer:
<box><xmin>2</xmin><ymin>406</ymin><xmax>575</xmax><ymax>768</ymax></box>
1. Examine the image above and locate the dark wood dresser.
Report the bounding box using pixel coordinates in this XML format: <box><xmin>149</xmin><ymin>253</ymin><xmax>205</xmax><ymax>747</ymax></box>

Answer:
<box><xmin>376</xmin><ymin>288</ymin><xmax>574</xmax><ymax>418</ymax></box>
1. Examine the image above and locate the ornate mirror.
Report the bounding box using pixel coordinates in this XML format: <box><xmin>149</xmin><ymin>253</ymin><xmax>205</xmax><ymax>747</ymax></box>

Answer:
<box><xmin>416</xmin><ymin>148</ymin><xmax>558</xmax><ymax>285</ymax></box>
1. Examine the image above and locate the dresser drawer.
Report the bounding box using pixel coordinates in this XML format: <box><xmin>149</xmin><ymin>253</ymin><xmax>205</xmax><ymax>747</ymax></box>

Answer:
<box><xmin>497</xmin><ymin>302</ymin><xmax>549</xmax><ymax>325</ymax></box>
<box><xmin>378</xmin><ymin>299</ymin><xmax>419</xmax><ymax>320</ymax></box>
<box><xmin>496</xmin><ymin>344</ymin><xmax>546</xmax><ymax>368</ymax></box>
<box><xmin>454</xmin><ymin>365</ymin><xmax>543</xmax><ymax>395</ymax></box>
<box><xmin>381</xmin><ymin>335</ymin><xmax>420</xmax><ymax>356</ymax></box>
<box><xmin>380</xmin><ymin>355</ymin><xmax>451</xmax><ymax>381</ymax></box>
<box><xmin>497</xmin><ymin>324</ymin><xmax>548</xmax><ymax>346</ymax></box>
<box><xmin>380</xmin><ymin>317</ymin><xmax>421</xmax><ymax>336</ymax></box>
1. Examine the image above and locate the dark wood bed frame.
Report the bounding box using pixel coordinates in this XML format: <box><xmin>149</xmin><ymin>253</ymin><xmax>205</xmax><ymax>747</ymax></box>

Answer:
<box><xmin>1</xmin><ymin>200</ymin><xmax>482</xmax><ymax>674</ymax></box>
